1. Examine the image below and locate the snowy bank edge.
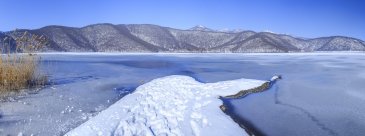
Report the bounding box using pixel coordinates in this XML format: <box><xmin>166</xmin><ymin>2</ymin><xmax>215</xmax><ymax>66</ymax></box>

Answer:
<box><xmin>219</xmin><ymin>75</ymin><xmax>281</xmax><ymax>135</ymax></box>
<box><xmin>36</xmin><ymin>52</ymin><xmax>365</xmax><ymax>56</ymax></box>
<box><xmin>65</xmin><ymin>75</ymin><xmax>268</xmax><ymax>136</ymax></box>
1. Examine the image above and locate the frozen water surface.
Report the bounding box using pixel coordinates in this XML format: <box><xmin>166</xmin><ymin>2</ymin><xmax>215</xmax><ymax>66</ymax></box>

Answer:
<box><xmin>225</xmin><ymin>54</ymin><xmax>365</xmax><ymax>136</ymax></box>
<box><xmin>0</xmin><ymin>53</ymin><xmax>365</xmax><ymax>135</ymax></box>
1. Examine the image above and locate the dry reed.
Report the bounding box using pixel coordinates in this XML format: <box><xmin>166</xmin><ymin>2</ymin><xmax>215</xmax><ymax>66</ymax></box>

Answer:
<box><xmin>0</xmin><ymin>31</ymin><xmax>48</xmax><ymax>94</ymax></box>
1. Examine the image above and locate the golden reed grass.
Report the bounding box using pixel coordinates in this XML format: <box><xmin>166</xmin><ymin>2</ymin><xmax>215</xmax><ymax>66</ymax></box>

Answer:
<box><xmin>0</xmin><ymin>31</ymin><xmax>48</xmax><ymax>94</ymax></box>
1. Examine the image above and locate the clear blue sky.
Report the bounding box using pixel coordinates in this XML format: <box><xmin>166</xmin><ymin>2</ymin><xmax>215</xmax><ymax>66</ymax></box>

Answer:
<box><xmin>1</xmin><ymin>0</ymin><xmax>364</xmax><ymax>40</ymax></box>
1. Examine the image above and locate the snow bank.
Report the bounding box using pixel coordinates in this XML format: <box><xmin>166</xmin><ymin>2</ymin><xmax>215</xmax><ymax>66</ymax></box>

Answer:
<box><xmin>66</xmin><ymin>75</ymin><xmax>266</xmax><ymax>136</ymax></box>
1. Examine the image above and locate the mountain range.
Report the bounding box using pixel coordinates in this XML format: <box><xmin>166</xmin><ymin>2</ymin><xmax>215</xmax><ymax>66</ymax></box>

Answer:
<box><xmin>1</xmin><ymin>23</ymin><xmax>365</xmax><ymax>53</ymax></box>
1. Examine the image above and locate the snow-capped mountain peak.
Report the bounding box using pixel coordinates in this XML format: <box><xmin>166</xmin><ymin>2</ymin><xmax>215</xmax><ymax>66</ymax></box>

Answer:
<box><xmin>189</xmin><ymin>25</ymin><xmax>214</xmax><ymax>31</ymax></box>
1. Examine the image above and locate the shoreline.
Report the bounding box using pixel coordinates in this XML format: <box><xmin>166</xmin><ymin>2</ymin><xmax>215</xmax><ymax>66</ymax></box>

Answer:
<box><xmin>219</xmin><ymin>76</ymin><xmax>281</xmax><ymax>136</ymax></box>
<box><xmin>33</xmin><ymin>51</ymin><xmax>365</xmax><ymax>56</ymax></box>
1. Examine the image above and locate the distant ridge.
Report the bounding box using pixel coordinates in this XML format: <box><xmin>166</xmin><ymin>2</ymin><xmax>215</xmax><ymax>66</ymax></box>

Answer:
<box><xmin>1</xmin><ymin>23</ymin><xmax>364</xmax><ymax>52</ymax></box>
<box><xmin>188</xmin><ymin>25</ymin><xmax>215</xmax><ymax>32</ymax></box>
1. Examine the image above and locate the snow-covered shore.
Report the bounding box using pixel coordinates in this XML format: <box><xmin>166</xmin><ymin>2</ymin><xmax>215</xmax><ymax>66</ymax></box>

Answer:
<box><xmin>37</xmin><ymin>52</ymin><xmax>365</xmax><ymax>56</ymax></box>
<box><xmin>66</xmin><ymin>75</ymin><xmax>266</xmax><ymax>136</ymax></box>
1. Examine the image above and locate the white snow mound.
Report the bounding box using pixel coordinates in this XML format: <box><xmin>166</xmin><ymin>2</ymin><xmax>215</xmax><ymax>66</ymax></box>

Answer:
<box><xmin>66</xmin><ymin>75</ymin><xmax>266</xmax><ymax>136</ymax></box>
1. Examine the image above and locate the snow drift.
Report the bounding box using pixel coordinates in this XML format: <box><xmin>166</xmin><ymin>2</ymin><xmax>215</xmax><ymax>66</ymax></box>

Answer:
<box><xmin>66</xmin><ymin>75</ymin><xmax>266</xmax><ymax>136</ymax></box>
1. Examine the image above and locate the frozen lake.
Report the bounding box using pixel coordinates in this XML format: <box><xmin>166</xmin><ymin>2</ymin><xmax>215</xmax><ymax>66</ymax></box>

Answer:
<box><xmin>0</xmin><ymin>53</ymin><xmax>364</xmax><ymax>135</ymax></box>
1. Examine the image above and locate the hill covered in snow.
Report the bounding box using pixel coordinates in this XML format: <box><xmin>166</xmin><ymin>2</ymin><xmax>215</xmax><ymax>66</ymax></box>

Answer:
<box><xmin>1</xmin><ymin>24</ymin><xmax>365</xmax><ymax>53</ymax></box>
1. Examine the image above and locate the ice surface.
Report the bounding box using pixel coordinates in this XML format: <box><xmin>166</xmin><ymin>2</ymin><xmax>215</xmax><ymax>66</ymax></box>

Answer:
<box><xmin>66</xmin><ymin>75</ymin><xmax>265</xmax><ymax>136</ymax></box>
<box><xmin>1</xmin><ymin>53</ymin><xmax>365</xmax><ymax>136</ymax></box>
<box><xmin>227</xmin><ymin>54</ymin><xmax>365</xmax><ymax>136</ymax></box>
